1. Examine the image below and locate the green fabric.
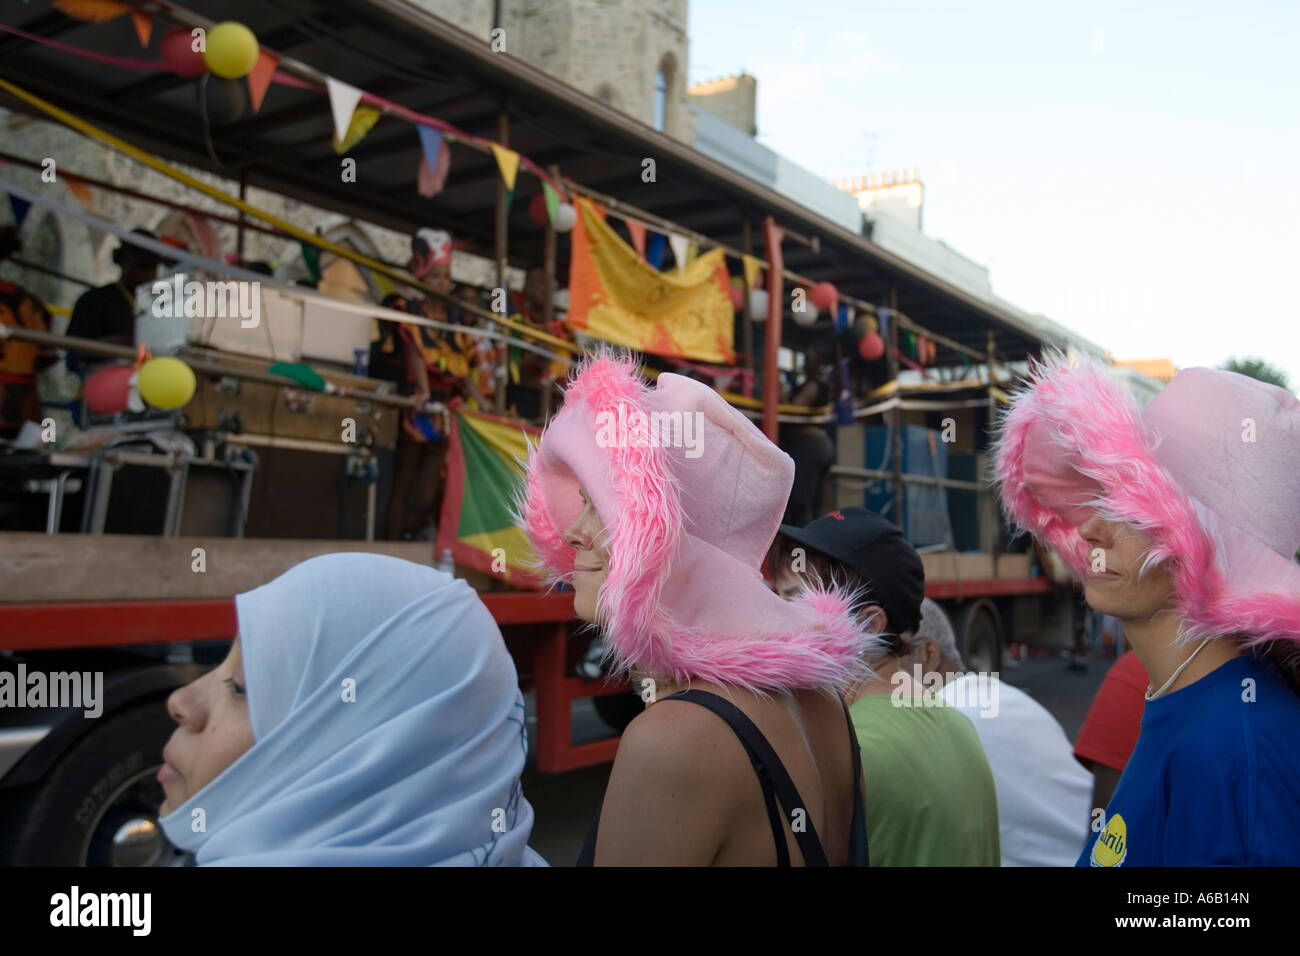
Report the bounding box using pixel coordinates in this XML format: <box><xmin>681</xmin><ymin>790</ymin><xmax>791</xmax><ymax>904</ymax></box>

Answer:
<box><xmin>454</xmin><ymin>412</ymin><xmax>523</xmax><ymax>539</ymax></box>
<box><xmin>851</xmin><ymin>691</ymin><xmax>1000</xmax><ymax>866</ymax></box>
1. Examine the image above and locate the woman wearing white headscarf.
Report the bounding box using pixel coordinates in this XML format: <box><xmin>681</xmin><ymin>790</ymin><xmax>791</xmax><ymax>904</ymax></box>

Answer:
<box><xmin>156</xmin><ymin>552</ymin><xmax>547</xmax><ymax>866</ymax></box>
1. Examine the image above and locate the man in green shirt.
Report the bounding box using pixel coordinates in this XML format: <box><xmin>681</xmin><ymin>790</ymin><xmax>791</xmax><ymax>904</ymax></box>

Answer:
<box><xmin>774</xmin><ymin>508</ymin><xmax>1000</xmax><ymax>865</ymax></box>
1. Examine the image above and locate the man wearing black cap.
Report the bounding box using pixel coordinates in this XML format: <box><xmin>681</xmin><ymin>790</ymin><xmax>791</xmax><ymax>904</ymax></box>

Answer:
<box><xmin>773</xmin><ymin>507</ymin><xmax>1000</xmax><ymax>866</ymax></box>
<box><xmin>65</xmin><ymin>229</ymin><xmax>165</xmax><ymax>376</ymax></box>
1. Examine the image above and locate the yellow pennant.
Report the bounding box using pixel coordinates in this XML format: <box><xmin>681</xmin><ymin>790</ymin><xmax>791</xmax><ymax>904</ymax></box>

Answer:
<box><xmin>742</xmin><ymin>253</ymin><xmax>762</xmax><ymax>289</ymax></box>
<box><xmin>334</xmin><ymin>106</ymin><xmax>381</xmax><ymax>154</ymax></box>
<box><xmin>490</xmin><ymin>144</ymin><xmax>520</xmax><ymax>191</ymax></box>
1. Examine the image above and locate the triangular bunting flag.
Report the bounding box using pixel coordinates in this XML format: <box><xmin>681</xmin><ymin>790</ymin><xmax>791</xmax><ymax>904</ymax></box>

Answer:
<box><xmin>51</xmin><ymin>0</ymin><xmax>130</xmax><ymax>22</ymax></box>
<box><xmin>742</xmin><ymin>253</ymin><xmax>762</xmax><ymax>289</ymax></box>
<box><xmin>130</xmin><ymin>10</ymin><xmax>151</xmax><ymax>47</ymax></box>
<box><xmin>247</xmin><ymin>50</ymin><xmax>278</xmax><ymax>113</ymax></box>
<box><xmin>62</xmin><ymin>173</ymin><xmax>94</xmax><ymax>210</ymax></box>
<box><xmin>300</xmin><ymin>242</ymin><xmax>321</xmax><ymax>284</ymax></box>
<box><xmin>667</xmin><ymin>232</ymin><xmax>689</xmax><ymax>273</ymax></box>
<box><xmin>542</xmin><ymin>182</ymin><xmax>560</xmax><ymax>227</ymax></box>
<box><xmin>625</xmin><ymin>218</ymin><xmax>646</xmax><ymax>258</ymax></box>
<box><xmin>646</xmin><ymin>232</ymin><xmax>666</xmax><ymax>270</ymax></box>
<box><xmin>7</xmin><ymin>194</ymin><xmax>31</xmax><ymax>228</ymax></box>
<box><xmin>490</xmin><ymin>144</ymin><xmax>520</xmax><ymax>191</ymax></box>
<box><xmin>417</xmin><ymin>140</ymin><xmax>451</xmax><ymax>198</ymax></box>
<box><xmin>417</xmin><ymin>126</ymin><xmax>443</xmax><ymax>177</ymax></box>
<box><xmin>325</xmin><ymin>77</ymin><xmax>364</xmax><ymax>145</ymax></box>
<box><xmin>334</xmin><ymin>105</ymin><xmax>381</xmax><ymax>154</ymax></box>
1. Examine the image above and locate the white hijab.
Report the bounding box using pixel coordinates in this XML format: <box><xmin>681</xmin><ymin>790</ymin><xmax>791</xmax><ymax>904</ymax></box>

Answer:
<box><xmin>159</xmin><ymin>553</ymin><xmax>547</xmax><ymax>866</ymax></box>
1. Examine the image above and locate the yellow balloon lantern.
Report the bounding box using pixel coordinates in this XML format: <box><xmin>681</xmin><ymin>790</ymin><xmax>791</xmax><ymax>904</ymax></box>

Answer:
<box><xmin>204</xmin><ymin>22</ymin><xmax>260</xmax><ymax>79</ymax></box>
<box><xmin>137</xmin><ymin>357</ymin><xmax>197</xmax><ymax>410</ymax></box>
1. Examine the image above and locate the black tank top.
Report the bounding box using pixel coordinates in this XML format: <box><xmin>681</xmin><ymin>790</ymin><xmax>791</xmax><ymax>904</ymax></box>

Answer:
<box><xmin>576</xmin><ymin>689</ymin><xmax>869</xmax><ymax>866</ymax></box>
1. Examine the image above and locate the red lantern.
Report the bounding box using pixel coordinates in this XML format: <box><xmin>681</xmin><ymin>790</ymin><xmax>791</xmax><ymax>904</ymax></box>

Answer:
<box><xmin>161</xmin><ymin>25</ymin><xmax>208</xmax><ymax>78</ymax></box>
<box><xmin>528</xmin><ymin>192</ymin><xmax>549</xmax><ymax>226</ymax></box>
<box><xmin>858</xmin><ymin>331</ymin><xmax>885</xmax><ymax>362</ymax></box>
<box><xmin>84</xmin><ymin>364</ymin><xmax>135</xmax><ymax>414</ymax></box>
<box><xmin>810</xmin><ymin>281</ymin><xmax>837</xmax><ymax>311</ymax></box>
<box><xmin>729</xmin><ymin>283</ymin><xmax>745</xmax><ymax>311</ymax></box>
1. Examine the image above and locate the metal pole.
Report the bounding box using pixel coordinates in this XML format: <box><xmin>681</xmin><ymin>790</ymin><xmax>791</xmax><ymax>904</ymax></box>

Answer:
<box><xmin>741</xmin><ymin>218</ymin><xmax>755</xmax><ymax>393</ymax></box>
<box><xmin>495</xmin><ymin>104</ymin><xmax>510</xmax><ymax>295</ymax></box>
<box><xmin>889</xmin><ymin>284</ymin><xmax>904</xmax><ymax>529</ymax></box>
<box><xmin>761</xmin><ymin>216</ymin><xmax>784</xmax><ymax>442</ymax></box>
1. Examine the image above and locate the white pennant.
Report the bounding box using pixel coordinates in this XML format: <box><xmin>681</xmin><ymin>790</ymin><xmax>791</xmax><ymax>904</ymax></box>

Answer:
<box><xmin>667</xmin><ymin>232</ymin><xmax>690</xmax><ymax>274</ymax></box>
<box><xmin>326</xmin><ymin>77</ymin><xmax>364</xmax><ymax>144</ymax></box>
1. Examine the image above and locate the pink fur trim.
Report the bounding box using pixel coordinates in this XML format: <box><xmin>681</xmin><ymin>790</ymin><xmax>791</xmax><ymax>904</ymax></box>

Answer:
<box><xmin>994</xmin><ymin>351</ymin><xmax>1300</xmax><ymax>647</ymax></box>
<box><xmin>520</xmin><ymin>351</ymin><xmax>879</xmax><ymax>690</ymax></box>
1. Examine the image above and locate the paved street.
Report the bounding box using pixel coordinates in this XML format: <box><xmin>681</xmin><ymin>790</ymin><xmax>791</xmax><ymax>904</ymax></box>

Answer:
<box><xmin>521</xmin><ymin>650</ymin><xmax>1116</xmax><ymax>865</ymax></box>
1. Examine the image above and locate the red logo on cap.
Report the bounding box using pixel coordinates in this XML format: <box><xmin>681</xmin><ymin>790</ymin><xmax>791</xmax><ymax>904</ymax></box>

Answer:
<box><xmin>829</xmin><ymin>511</ymin><xmax>845</xmax><ymax>520</ymax></box>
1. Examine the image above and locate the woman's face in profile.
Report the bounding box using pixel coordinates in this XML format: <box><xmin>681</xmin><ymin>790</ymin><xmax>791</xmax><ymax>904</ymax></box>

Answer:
<box><xmin>158</xmin><ymin>638</ymin><xmax>256</xmax><ymax>816</ymax></box>
<box><xmin>562</xmin><ymin>486</ymin><xmax>610</xmax><ymax>623</ymax></box>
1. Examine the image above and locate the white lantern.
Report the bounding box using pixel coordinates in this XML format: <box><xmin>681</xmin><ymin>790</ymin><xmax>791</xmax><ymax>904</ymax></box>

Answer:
<box><xmin>748</xmin><ymin>287</ymin><xmax>769</xmax><ymax>320</ymax></box>
<box><xmin>792</xmin><ymin>302</ymin><xmax>820</xmax><ymax>327</ymax></box>
<box><xmin>553</xmin><ymin>202</ymin><xmax>577</xmax><ymax>233</ymax></box>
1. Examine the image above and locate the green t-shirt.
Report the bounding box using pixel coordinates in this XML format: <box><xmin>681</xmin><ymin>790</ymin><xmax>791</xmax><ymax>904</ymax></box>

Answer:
<box><xmin>851</xmin><ymin>691</ymin><xmax>1000</xmax><ymax>866</ymax></box>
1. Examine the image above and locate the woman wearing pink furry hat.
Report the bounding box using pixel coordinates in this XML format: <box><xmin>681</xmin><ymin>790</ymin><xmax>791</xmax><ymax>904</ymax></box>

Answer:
<box><xmin>520</xmin><ymin>353</ymin><xmax>882</xmax><ymax>865</ymax></box>
<box><xmin>994</xmin><ymin>352</ymin><xmax>1300</xmax><ymax>866</ymax></box>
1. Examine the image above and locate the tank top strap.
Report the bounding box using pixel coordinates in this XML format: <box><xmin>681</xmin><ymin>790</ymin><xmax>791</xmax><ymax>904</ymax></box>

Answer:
<box><xmin>666</xmin><ymin>689</ymin><xmax>829</xmax><ymax>866</ymax></box>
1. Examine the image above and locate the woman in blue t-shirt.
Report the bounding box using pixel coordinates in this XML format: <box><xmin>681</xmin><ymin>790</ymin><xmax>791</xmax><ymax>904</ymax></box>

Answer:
<box><xmin>992</xmin><ymin>353</ymin><xmax>1300</xmax><ymax>866</ymax></box>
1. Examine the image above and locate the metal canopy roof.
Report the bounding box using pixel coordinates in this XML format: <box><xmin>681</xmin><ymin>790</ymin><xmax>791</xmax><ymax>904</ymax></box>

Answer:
<box><xmin>0</xmin><ymin>0</ymin><xmax>1064</xmax><ymax>363</ymax></box>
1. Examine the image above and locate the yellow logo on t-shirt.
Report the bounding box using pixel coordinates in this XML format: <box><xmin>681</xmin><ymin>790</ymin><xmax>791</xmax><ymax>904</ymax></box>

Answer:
<box><xmin>1091</xmin><ymin>813</ymin><xmax>1128</xmax><ymax>867</ymax></box>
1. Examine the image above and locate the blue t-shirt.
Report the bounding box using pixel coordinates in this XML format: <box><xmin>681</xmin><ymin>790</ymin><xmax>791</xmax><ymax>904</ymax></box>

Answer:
<box><xmin>1079</xmin><ymin>653</ymin><xmax>1300</xmax><ymax>866</ymax></box>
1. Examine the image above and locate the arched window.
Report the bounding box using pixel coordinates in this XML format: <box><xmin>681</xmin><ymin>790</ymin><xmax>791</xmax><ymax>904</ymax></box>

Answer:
<box><xmin>653</xmin><ymin>69</ymin><xmax>668</xmax><ymax>131</ymax></box>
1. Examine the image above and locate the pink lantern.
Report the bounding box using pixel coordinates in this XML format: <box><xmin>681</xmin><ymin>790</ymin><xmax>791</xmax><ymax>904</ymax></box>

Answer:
<box><xmin>84</xmin><ymin>364</ymin><xmax>135</xmax><ymax>414</ymax></box>
<box><xmin>161</xmin><ymin>26</ymin><xmax>208</xmax><ymax>78</ymax></box>
<box><xmin>810</xmin><ymin>281</ymin><xmax>838</xmax><ymax>311</ymax></box>
<box><xmin>729</xmin><ymin>283</ymin><xmax>745</xmax><ymax>311</ymax></box>
<box><xmin>858</xmin><ymin>332</ymin><xmax>885</xmax><ymax>362</ymax></box>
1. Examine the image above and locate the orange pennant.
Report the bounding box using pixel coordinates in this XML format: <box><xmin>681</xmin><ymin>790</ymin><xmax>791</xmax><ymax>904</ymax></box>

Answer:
<box><xmin>247</xmin><ymin>51</ymin><xmax>279</xmax><ymax>114</ymax></box>
<box><xmin>62</xmin><ymin>173</ymin><xmax>94</xmax><ymax>210</ymax></box>
<box><xmin>130</xmin><ymin>11</ymin><xmax>152</xmax><ymax>47</ymax></box>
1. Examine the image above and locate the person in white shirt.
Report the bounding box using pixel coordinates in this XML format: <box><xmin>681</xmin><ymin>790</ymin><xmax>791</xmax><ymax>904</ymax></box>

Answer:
<box><xmin>912</xmin><ymin>599</ymin><xmax>1093</xmax><ymax>866</ymax></box>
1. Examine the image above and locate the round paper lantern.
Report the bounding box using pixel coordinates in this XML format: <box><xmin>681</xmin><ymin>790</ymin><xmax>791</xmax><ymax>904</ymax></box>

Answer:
<box><xmin>204</xmin><ymin>22</ymin><xmax>260</xmax><ymax>80</ymax></box>
<box><xmin>137</xmin><ymin>357</ymin><xmax>197</xmax><ymax>410</ymax></box>
<box><xmin>729</xmin><ymin>283</ymin><xmax>745</xmax><ymax>311</ymax></box>
<box><xmin>858</xmin><ymin>331</ymin><xmax>885</xmax><ymax>362</ymax></box>
<box><xmin>161</xmin><ymin>25</ymin><xmax>208</xmax><ymax>78</ymax></box>
<box><xmin>810</xmin><ymin>281</ymin><xmax>837</xmax><ymax>311</ymax></box>
<box><xmin>792</xmin><ymin>302</ymin><xmax>819</xmax><ymax>327</ymax></box>
<box><xmin>748</xmin><ymin>287</ymin><xmax>769</xmax><ymax>320</ymax></box>
<box><xmin>528</xmin><ymin>192</ymin><xmax>549</xmax><ymax>226</ymax></box>
<box><xmin>552</xmin><ymin>203</ymin><xmax>577</xmax><ymax>233</ymax></box>
<box><xmin>84</xmin><ymin>364</ymin><xmax>135</xmax><ymax>415</ymax></box>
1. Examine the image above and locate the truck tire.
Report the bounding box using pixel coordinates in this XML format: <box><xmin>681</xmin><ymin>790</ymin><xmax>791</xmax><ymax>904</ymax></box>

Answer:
<box><xmin>3</xmin><ymin>700</ymin><xmax>187</xmax><ymax>866</ymax></box>
<box><xmin>959</xmin><ymin>600</ymin><xmax>1003</xmax><ymax>675</ymax></box>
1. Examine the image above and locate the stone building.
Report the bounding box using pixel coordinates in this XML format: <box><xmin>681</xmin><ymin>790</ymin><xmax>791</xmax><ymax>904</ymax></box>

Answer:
<box><xmin>412</xmin><ymin>0</ymin><xmax>695</xmax><ymax>141</ymax></box>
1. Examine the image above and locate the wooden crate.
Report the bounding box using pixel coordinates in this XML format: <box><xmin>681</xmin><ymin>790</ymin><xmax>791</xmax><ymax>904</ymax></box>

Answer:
<box><xmin>181</xmin><ymin>350</ymin><xmax>399</xmax><ymax>449</ymax></box>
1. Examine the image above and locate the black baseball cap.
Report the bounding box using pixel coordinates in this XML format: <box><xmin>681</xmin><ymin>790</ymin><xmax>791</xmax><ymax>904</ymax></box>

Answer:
<box><xmin>777</xmin><ymin>507</ymin><xmax>926</xmax><ymax>636</ymax></box>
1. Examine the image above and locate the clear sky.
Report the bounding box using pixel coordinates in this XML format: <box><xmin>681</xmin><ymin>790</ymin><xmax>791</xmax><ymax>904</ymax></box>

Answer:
<box><xmin>688</xmin><ymin>0</ymin><xmax>1300</xmax><ymax>387</ymax></box>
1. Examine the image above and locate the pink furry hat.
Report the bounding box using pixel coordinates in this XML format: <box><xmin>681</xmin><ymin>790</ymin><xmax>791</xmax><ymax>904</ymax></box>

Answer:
<box><xmin>519</xmin><ymin>352</ymin><xmax>881</xmax><ymax>692</ymax></box>
<box><xmin>994</xmin><ymin>351</ymin><xmax>1300</xmax><ymax>648</ymax></box>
